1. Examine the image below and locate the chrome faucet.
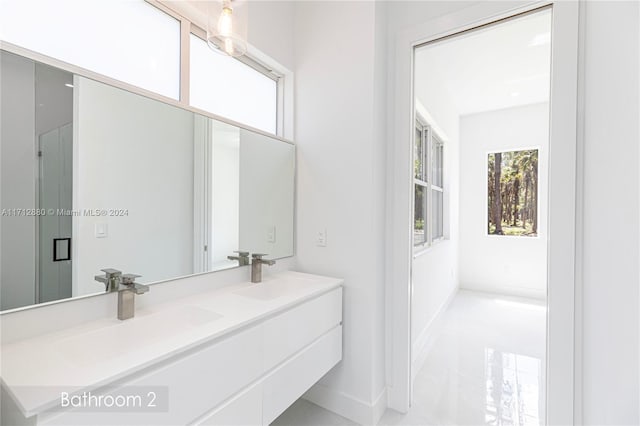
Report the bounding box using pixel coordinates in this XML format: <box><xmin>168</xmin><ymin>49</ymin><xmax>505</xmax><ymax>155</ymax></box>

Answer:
<box><xmin>117</xmin><ymin>273</ymin><xmax>149</xmax><ymax>320</ymax></box>
<box><xmin>227</xmin><ymin>251</ymin><xmax>250</xmax><ymax>266</ymax></box>
<box><xmin>251</xmin><ymin>253</ymin><xmax>275</xmax><ymax>283</ymax></box>
<box><xmin>95</xmin><ymin>268</ymin><xmax>122</xmax><ymax>292</ymax></box>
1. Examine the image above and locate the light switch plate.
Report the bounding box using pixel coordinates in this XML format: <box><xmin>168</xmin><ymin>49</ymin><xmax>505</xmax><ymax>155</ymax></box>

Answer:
<box><xmin>267</xmin><ymin>226</ymin><xmax>276</xmax><ymax>243</ymax></box>
<box><xmin>95</xmin><ymin>222</ymin><xmax>108</xmax><ymax>238</ymax></box>
<box><xmin>316</xmin><ymin>229</ymin><xmax>327</xmax><ymax>247</ymax></box>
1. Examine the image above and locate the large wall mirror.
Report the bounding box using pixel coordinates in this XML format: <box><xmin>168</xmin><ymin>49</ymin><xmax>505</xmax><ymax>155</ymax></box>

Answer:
<box><xmin>0</xmin><ymin>50</ymin><xmax>295</xmax><ymax>312</ymax></box>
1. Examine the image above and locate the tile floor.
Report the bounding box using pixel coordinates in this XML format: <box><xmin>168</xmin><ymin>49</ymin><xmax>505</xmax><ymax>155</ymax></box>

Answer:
<box><xmin>272</xmin><ymin>290</ymin><xmax>546</xmax><ymax>426</ymax></box>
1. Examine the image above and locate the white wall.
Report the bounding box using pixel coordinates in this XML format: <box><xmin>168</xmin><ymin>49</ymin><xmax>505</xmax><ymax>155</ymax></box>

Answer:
<box><xmin>211</xmin><ymin>122</ymin><xmax>240</xmax><ymax>268</ymax></box>
<box><xmin>293</xmin><ymin>2</ymin><xmax>387</xmax><ymax>423</ymax></box>
<box><xmin>411</xmin><ymin>99</ymin><xmax>461</xmax><ymax>373</ymax></box>
<box><xmin>459</xmin><ymin>103</ymin><xmax>549</xmax><ymax>300</ymax></box>
<box><xmin>0</xmin><ymin>52</ymin><xmax>36</xmax><ymax>310</ymax></box>
<box><xmin>580</xmin><ymin>1</ymin><xmax>639</xmax><ymax>423</ymax></box>
<box><xmin>291</xmin><ymin>2</ymin><xmax>480</xmax><ymax>421</ymax></box>
<box><xmin>246</xmin><ymin>1</ymin><xmax>294</xmax><ymax>72</ymax></box>
<box><xmin>239</xmin><ymin>129</ymin><xmax>295</xmax><ymax>260</ymax></box>
<box><xmin>74</xmin><ymin>77</ymin><xmax>194</xmax><ymax>296</ymax></box>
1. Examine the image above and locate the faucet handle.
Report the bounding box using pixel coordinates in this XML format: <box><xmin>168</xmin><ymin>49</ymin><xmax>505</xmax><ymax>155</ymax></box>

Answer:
<box><xmin>95</xmin><ymin>268</ymin><xmax>122</xmax><ymax>291</ymax></box>
<box><xmin>121</xmin><ymin>273</ymin><xmax>141</xmax><ymax>285</ymax></box>
<box><xmin>228</xmin><ymin>251</ymin><xmax>251</xmax><ymax>266</ymax></box>
<box><xmin>119</xmin><ymin>274</ymin><xmax>148</xmax><ymax>295</ymax></box>
<box><xmin>252</xmin><ymin>253</ymin><xmax>275</xmax><ymax>266</ymax></box>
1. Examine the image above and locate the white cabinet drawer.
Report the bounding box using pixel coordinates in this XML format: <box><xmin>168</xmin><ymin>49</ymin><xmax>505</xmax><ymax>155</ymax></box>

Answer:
<box><xmin>262</xmin><ymin>325</ymin><xmax>342</xmax><ymax>424</ymax></box>
<box><xmin>40</xmin><ymin>324</ymin><xmax>263</xmax><ymax>425</ymax></box>
<box><xmin>193</xmin><ymin>382</ymin><xmax>262</xmax><ymax>426</ymax></box>
<box><xmin>263</xmin><ymin>288</ymin><xmax>342</xmax><ymax>372</ymax></box>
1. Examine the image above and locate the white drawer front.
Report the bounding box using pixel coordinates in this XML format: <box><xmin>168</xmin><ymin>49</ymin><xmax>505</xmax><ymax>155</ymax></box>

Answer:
<box><xmin>263</xmin><ymin>288</ymin><xmax>342</xmax><ymax>372</ymax></box>
<box><xmin>40</xmin><ymin>324</ymin><xmax>263</xmax><ymax>425</ymax></box>
<box><xmin>262</xmin><ymin>325</ymin><xmax>342</xmax><ymax>424</ymax></box>
<box><xmin>193</xmin><ymin>382</ymin><xmax>262</xmax><ymax>426</ymax></box>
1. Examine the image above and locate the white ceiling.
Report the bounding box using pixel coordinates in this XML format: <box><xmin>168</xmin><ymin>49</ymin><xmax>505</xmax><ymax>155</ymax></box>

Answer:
<box><xmin>415</xmin><ymin>9</ymin><xmax>552</xmax><ymax>117</ymax></box>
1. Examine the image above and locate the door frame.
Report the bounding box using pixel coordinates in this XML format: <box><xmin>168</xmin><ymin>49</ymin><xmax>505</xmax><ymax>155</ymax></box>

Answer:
<box><xmin>386</xmin><ymin>2</ymin><xmax>579</xmax><ymax>425</ymax></box>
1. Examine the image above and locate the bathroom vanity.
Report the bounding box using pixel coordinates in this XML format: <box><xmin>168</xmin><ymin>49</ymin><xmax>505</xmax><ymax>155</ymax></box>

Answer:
<box><xmin>1</xmin><ymin>272</ymin><xmax>343</xmax><ymax>425</ymax></box>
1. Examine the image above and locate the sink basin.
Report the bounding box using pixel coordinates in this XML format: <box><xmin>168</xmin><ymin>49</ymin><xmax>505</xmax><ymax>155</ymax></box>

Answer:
<box><xmin>233</xmin><ymin>278</ymin><xmax>314</xmax><ymax>301</ymax></box>
<box><xmin>57</xmin><ymin>306</ymin><xmax>223</xmax><ymax>366</ymax></box>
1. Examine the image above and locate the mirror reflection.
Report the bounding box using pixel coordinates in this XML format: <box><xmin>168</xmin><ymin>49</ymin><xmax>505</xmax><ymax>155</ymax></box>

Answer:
<box><xmin>0</xmin><ymin>50</ymin><xmax>295</xmax><ymax>312</ymax></box>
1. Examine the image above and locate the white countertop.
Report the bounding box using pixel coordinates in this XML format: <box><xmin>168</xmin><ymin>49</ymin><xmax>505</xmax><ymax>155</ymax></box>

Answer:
<box><xmin>0</xmin><ymin>271</ymin><xmax>343</xmax><ymax>417</ymax></box>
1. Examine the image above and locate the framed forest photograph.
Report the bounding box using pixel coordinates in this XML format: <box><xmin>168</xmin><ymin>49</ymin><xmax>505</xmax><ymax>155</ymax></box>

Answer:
<box><xmin>487</xmin><ymin>149</ymin><xmax>538</xmax><ymax>237</ymax></box>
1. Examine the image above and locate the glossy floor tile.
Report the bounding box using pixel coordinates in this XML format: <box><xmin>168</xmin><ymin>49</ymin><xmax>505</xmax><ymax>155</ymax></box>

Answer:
<box><xmin>272</xmin><ymin>290</ymin><xmax>546</xmax><ymax>426</ymax></box>
<box><xmin>271</xmin><ymin>398</ymin><xmax>358</xmax><ymax>426</ymax></box>
<box><xmin>381</xmin><ymin>290</ymin><xmax>546</xmax><ymax>426</ymax></box>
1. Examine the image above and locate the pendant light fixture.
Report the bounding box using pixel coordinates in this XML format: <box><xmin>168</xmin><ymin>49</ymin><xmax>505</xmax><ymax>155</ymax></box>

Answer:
<box><xmin>207</xmin><ymin>0</ymin><xmax>247</xmax><ymax>58</ymax></box>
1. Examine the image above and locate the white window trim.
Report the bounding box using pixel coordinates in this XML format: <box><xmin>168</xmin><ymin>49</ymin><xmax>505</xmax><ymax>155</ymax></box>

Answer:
<box><xmin>431</xmin><ymin>133</ymin><xmax>445</xmax><ymax>243</ymax></box>
<box><xmin>413</xmin><ymin>113</ymin><xmax>445</xmax><ymax>254</ymax></box>
<box><xmin>149</xmin><ymin>0</ymin><xmax>291</xmax><ymax>139</ymax></box>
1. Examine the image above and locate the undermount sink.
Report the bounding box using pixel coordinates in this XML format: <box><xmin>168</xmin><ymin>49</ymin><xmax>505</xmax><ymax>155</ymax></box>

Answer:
<box><xmin>233</xmin><ymin>277</ymin><xmax>314</xmax><ymax>301</ymax></box>
<box><xmin>57</xmin><ymin>306</ymin><xmax>223</xmax><ymax>366</ymax></box>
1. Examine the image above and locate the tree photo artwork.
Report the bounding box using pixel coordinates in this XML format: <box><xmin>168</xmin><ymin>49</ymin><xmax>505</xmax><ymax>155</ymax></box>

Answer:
<box><xmin>487</xmin><ymin>149</ymin><xmax>538</xmax><ymax>237</ymax></box>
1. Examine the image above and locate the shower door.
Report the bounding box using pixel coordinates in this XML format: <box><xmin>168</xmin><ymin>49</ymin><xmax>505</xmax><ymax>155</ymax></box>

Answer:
<box><xmin>38</xmin><ymin>123</ymin><xmax>73</xmax><ymax>302</ymax></box>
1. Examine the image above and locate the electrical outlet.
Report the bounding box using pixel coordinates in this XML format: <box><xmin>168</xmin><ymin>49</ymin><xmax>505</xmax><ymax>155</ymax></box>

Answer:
<box><xmin>267</xmin><ymin>226</ymin><xmax>276</xmax><ymax>243</ymax></box>
<box><xmin>316</xmin><ymin>229</ymin><xmax>327</xmax><ymax>247</ymax></box>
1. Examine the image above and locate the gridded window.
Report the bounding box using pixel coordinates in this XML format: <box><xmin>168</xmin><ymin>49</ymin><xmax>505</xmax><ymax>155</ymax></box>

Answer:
<box><xmin>414</xmin><ymin>184</ymin><xmax>427</xmax><ymax>246</ymax></box>
<box><xmin>414</xmin><ymin>124</ymin><xmax>428</xmax><ymax>247</ymax></box>
<box><xmin>414</xmin><ymin>117</ymin><xmax>445</xmax><ymax>249</ymax></box>
<box><xmin>432</xmin><ymin>137</ymin><xmax>443</xmax><ymax>187</ymax></box>
<box><xmin>432</xmin><ymin>189</ymin><xmax>443</xmax><ymax>240</ymax></box>
<box><xmin>431</xmin><ymin>136</ymin><xmax>444</xmax><ymax>240</ymax></box>
<box><xmin>190</xmin><ymin>34</ymin><xmax>278</xmax><ymax>134</ymax></box>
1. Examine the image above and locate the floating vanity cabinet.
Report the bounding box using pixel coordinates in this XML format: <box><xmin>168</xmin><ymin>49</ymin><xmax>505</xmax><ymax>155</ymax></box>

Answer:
<box><xmin>1</xmin><ymin>273</ymin><xmax>343</xmax><ymax>426</ymax></box>
<box><xmin>195</xmin><ymin>286</ymin><xmax>343</xmax><ymax>426</ymax></box>
<box><xmin>262</xmin><ymin>327</ymin><xmax>342</xmax><ymax>424</ymax></box>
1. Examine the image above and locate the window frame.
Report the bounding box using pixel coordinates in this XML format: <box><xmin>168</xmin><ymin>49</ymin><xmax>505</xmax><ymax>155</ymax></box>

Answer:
<box><xmin>187</xmin><ymin>27</ymin><xmax>281</xmax><ymax>135</ymax></box>
<box><xmin>153</xmin><ymin>0</ymin><xmax>285</xmax><ymax>137</ymax></box>
<box><xmin>413</xmin><ymin>113</ymin><xmax>445</xmax><ymax>253</ymax></box>
<box><xmin>431</xmin><ymin>133</ymin><xmax>444</xmax><ymax>242</ymax></box>
<box><xmin>0</xmin><ymin>0</ymin><xmax>286</xmax><ymax>138</ymax></box>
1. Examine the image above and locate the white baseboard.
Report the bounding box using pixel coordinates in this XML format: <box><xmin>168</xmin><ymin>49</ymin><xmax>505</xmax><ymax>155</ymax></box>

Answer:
<box><xmin>411</xmin><ymin>288</ymin><xmax>457</xmax><ymax>380</ymax></box>
<box><xmin>459</xmin><ymin>282</ymin><xmax>546</xmax><ymax>301</ymax></box>
<box><xmin>303</xmin><ymin>384</ymin><xmax>387</xmax><ymax>425</ymax></box>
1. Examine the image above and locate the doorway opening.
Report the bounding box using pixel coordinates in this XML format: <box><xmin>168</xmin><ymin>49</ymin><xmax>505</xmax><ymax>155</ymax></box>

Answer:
<box><xmin>410</xmin><ymin>8</ymin><xmax>551</xmax><ymax>424</ymax></box>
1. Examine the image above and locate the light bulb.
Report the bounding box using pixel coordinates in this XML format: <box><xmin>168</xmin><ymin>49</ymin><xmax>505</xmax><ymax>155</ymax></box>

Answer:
<box><xmin>224</xmin><ymin>37</ymin><xmax>235</xmax><ymax>55</ymax></box>
<box><xmin>206</xmin><ymin>0</ymin><xmax>247</xmax><ymax>57</ymax></box>
<box><xmin>218</xmin><ymin>6</ymin><xmax>233</xmax><ymax>37</ymax></box>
